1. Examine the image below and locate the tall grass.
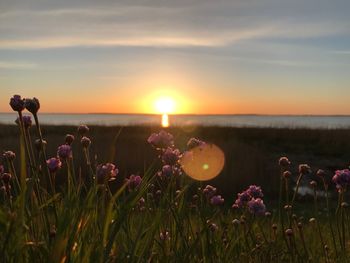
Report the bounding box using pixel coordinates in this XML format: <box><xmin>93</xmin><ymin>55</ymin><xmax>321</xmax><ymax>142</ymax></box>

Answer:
<box><xmin>1</xmin><ymin>95</ymin><xmax>350</xmax><ymax>262</ymax></box>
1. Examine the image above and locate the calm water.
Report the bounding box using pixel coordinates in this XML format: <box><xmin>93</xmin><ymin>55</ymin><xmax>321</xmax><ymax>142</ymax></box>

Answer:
<box><xmin>1</xmin><ymin>113</ymin><xmax>350</xmax><ymax>129</ymax></box>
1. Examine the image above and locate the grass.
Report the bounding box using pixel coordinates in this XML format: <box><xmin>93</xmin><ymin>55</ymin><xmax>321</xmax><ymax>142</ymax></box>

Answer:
<box><xmin>1</xmin><ymin>95</ymin><xmax>350</xmax><ymax>262</ymax></box>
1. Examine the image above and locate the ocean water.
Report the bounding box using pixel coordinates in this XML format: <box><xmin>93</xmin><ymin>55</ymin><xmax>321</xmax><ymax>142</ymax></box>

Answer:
<box><xmin>0</xmin><ymin>113</ymin><xmax>350</xmax><ymax>129</ymax></box>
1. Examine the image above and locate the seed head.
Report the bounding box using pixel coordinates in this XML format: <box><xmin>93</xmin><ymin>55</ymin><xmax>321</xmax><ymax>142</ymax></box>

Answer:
<box><xmin>285</xmin><ymin>229</ymin><xmax>293</xmax><ymax>236</ymax></box>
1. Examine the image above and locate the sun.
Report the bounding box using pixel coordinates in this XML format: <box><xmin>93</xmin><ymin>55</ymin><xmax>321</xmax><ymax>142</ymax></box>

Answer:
<box><xmin>154</xmin><ymin>97</ymin><xmax>176</xmax><ymax>114</ymax></box>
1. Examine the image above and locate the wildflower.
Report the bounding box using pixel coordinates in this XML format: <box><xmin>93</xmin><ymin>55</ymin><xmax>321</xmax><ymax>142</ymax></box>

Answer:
<box><xmin>187</xmin><ymin>138</ymin><xmax>205</xmax><ymax>150</ymax></box>
<box><xmin>279</xmin><ymin>157</ymin><xmax>290</xmax><ymax>168</ymax></box>
<box><xmin>81</xmin><ymin>136</ymin><xmax>91</xmax><ymax>148</ymax></box>
<box><xmin>285</xmin><ymin>229</ymin><xmax>293</xmax><ymax>236</ymax></box>
<box><xmin>234</xmin><ymin>190</ymin><xmax>251</xmax><ymax>208</ymax></box>
<box><xmin>57</xmin><ymin>145</ymin><xmax>72</xmax><ymax>160</ymax></box>
<box><xmin>265</xmin><ymin>211</ymin><xmax>272</xmax><ymax>217</ymax></box>
<box><xmin>309</xmin><ymin>218</ymin><xmax>316</xmax><ymax>223</ymax></box>
<box><xmin>161</xmin><ymin>148</ymin><xmax>180</xmax><ymax>165</ymax></box>
<box><xmin>96</xmin><ymin>163</ymin><xmax>118</xmax><ymax>184</ymax></box>
<box><xmin>126</xmin><ymin>175</ymin><xmax>142</xmax><ymax>190</ymax></box>
<box><xmin>3</xmin><ymin>151</ymin><xmax>16</xmax><ymax>161</ymax></box>
<box><xmin>272</xmin><ymin>224</ymin><xmax>278</xmax><ymax>230</ymax></box>
<box><xmin>341</xmin><ymin>202</ymin><xmax>349</xmax><ymax>208</ymax></box>
<box><xmin>316</xmin><ymin>169</ymin><xmax>326</xmax><ymax>178</ymax></box>
<box><xmin>9</xmin><ymin>95</ymin><xmax>25</xmax><ymax>112</ymax></box>
<box><xmin>283</xmin><ymin>171</ymin><xmax>292</xmax><ymax>179</ymax></box>
<box><xmin>332</xmin><ymin>169</ymin><xmax>350</xmax><ymax>189</ymax></box>
<box><xmin>246</xmin><ymin>185</ymin><xmax>264</xmax><ymax>198</ymax></box>
<box><xmin>15</xmin><ymin>115</ymin><xmax>32</xmax><ymax>129</ymax></box>
<box><xmin>24</xmin><ymin>97</ymin><xmax>40</xmax><ymax>114</ymax></box>
<box><xmin>158</xmin><ymin>165</ymin><xmax>173</xmax><ymax>177</ymax></box>
<box><xmin>247</xmin><ymin>198</ymin><xmax>266</xmax><ymax>215</ymax></box>
<box><xmin>46</xmin><ymin>158</ymin><xmax>62</xmax><ymax>173</ymax></box>
<box><xmin>65</xmin><ymin>134</ymin><xmax>75</xmax><ymax>145</ymax></box>
<box><xmin>203</xmin><ymin>185</ymin><xmax>217</xmax><ymax>198</ymax></box>
<box><xmin>210</xmin><ymin>195</ymin><xmax>224</xmax><ymax>205</ymax></box>
<box><xmin>77</xmin><ymin>125</ymin><xmax>89</xmax><ymax>135</ymax></box>
<box><xmin>299</xmin><ymin>164</ymin><xmax>311</xmax><ymax>174</ymax></box>
<box><xmin>147</xmin><ymin>130</ymin><xmax>174</xmax><ymax>149</ymax></box>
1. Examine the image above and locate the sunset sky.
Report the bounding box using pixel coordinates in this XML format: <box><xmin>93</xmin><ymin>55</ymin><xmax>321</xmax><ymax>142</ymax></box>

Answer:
<box><xmin>1</xmin><ymin>0</ymin><xmax>350</xmax><ymax>114</ymax></box>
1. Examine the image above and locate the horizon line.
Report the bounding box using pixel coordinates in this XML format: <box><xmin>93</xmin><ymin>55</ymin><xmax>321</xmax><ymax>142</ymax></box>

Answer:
<box><xmin>1</xmin><ymin>112</ymin><xmax>350</xmax><ymax>117</ymax></box>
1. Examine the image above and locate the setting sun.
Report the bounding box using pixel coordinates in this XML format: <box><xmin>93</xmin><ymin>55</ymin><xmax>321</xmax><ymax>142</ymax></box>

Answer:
<box><xmin>154</xmin><ymin>97</ymin><xmax>176</xmax><ymax>114</ymax></box>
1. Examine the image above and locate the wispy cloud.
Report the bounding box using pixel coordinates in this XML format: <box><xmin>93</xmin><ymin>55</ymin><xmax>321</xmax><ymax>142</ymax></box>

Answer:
<box><xmin>0</xmin><ymin>61</ymin><xmax>37</xmax><ymax>69</ymax></box>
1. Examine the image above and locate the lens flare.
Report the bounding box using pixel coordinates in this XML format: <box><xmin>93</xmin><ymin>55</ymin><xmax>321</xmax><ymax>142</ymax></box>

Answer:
<box><xmin>180</xmin><ymin>143</ymin><xmax>225</xmax><ymax>181</ymax></box>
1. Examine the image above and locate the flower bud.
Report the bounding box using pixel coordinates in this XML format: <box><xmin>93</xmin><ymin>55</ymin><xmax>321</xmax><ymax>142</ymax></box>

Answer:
<box><xmin>24</xmin><ymin>97</ymin><xmax>40</xmax><ymax>114</ymax></box>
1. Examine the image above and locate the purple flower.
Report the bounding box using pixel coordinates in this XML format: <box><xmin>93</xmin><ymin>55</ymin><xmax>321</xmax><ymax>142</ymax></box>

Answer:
<box><xmin>234</xmin><ymin>190</ymin><xmax>251</xmax><ymax>208</ymax></box>
<box><xmin>126</xmin><ymin>174</ymin><xmax>142</xmax><ymax>190</ymax></box>
<box><xmin>210</xmin><ymin>195</ymin><xmax>224</xmax><ymax>205</ymax></box>
<box><xmin>158</xmin><ymin>165</ymin><xmax>173</xmax><ymax>178</ymax></box>
<box><xmin>81</xmin><ymin>136</ymin><xmax>91</xmax><ymax>148</ymax></box>
<box><xmin>9</xmin><ymin>95</ymin><xmax>25</xmax><ymax>112</ymax></box>
<box><xmin>96</xmin><ymin>163</ymin><xmax>118</xmax><ymax>184</ymax></box>
<box><xmin>65</xmin><ymin>134</ymin><xmax>75</xmax><ymax>145</ymax></box>
<box><xmin>147</xmin><ymin>130</ymin><xmax>174</xmax><ymax>149</ymax></box>
<box><xmin>187</xmin><ymin>138</ymin><xmax>205</xmax><ymax>150</ymax></box>
<box><xmin>332</xmin><ymin>169</ymin><xmax>350</xmax><ymax>189</ymax></box>
<box><xmin>46</xmin><ymin>158</ymin><xmax>62</xmax><ymax>173</ymax></box>
<box><xmin>57</xmin><ymin>145</ymin><xmax>72</xmax><ymax>160</ymax></box>
<box><xmin>24</xmin><ymin>97</ymin><xmax>40</xmax><ymax>114</ymax></box>
<box><xmin>161</xmin><ymin>148</ymin><xmax>180</xmax><ymax>165</ymax></box>
<box><xmin>15</xmin><ymin>115</ymin><xmax>32</xmax><ymax>129</ymax></box>
<box><xmin>246</xmin><ymin>185</ymin><xmax>264</xmax><ymax>198</ymax></box>
<box><xmin>78</xmin><ymin>125</ymin><xmax>89</xmax><ymax>135</ymax></box>
<box><xmin>203</xmin><ymin>185</ymin><xmax>217</xmax><ymax>198</ymax></box>
<box><xmin>3</xmin><ymin>151</ymin><xmax>16</xmax><ymax>161</ymax></box>
<box><xmin>247</xmin><ymin>198</ymin><xmax>266</xmax><ymax>215</ymax></box>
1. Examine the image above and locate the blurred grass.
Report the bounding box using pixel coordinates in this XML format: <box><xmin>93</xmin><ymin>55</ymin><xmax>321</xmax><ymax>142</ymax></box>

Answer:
<box><xmin>1</xmin><ymin>124</ymin><xmax>349</xmax><ymax>200</ymax></box>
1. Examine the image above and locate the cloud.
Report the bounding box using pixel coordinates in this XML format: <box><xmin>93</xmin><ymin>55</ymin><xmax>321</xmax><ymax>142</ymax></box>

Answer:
<box><xmin>0</xmin><ymin>1</ymin><xmax>349</xmax><ymax>50</ymax></box>
<box><xmin>0</xmin><ymin>61</ymin><xmax>37</xmax><ymax>69</ymax></box>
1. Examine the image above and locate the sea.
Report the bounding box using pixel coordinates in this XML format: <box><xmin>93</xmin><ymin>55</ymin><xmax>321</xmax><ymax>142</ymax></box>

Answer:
<box><xmin>1</xmin><ymin>113</ymin><xmax>350</xmax><ymax>129</ymax></box>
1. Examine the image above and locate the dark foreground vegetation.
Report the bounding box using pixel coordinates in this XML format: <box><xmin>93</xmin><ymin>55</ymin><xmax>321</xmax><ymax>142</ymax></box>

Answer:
<box><xmin>1</xmin><ymin>95</ymin><xmax>350</xmax><ymax>262</ymax></box>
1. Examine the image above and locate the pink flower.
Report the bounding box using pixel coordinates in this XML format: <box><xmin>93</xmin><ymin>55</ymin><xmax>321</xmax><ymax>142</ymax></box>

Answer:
<box><xmin>246</xmin><ymin>185</ymin><xmax>264</xmax><ymax>198</ymax></box>
<box><xmin>332</xmin><ymin>169</ymin><xmax>350</xmax><ymax>189</ymax></box>
<box><xmin>234</xmin><ymin>190</ymin><xmax>251</xmax><ymax>208</ymax></box>
<box><xmin>161</xmin><ymin>148</ymin><xmax>180</xmax><ymax>165</ymax></box>
<box><xmin>15</xmin><ymin>115</ymin><xmax>32</xmax><ymax>129</ymax></box>
<box><xmin>46</xmin><ymin>158</ymin><xmax>62</xmax><ymax>173</ymax></box>
<box><xmin>3</xmin><ymin>151</ymin><xmax>16</xmax><ymax>161</ymax></box>
<box><xmin>210</xmin><ymin>195</ymin><xmax>224</xmax><ymax>205</ymax></box>
<box><xmin>96</xmin><ymin>163</ymin><xmax>118</xmax><ymax>184</ymax></box>
<box><xmin>203</xmin><ymin>185</ymin><xmax>217</xmax><ymax>198</ymax></box>
<box><xmin>247</xmin><ymin>198</ymin><xmax>266</xmax><ymax>215</ymax></box>
<box><xmin>126</xmin><ymin>175</ymin><xmax>142</xmax><ymax>190</ymax></box>
<box><xmin>57</xmin><ymin>145</ymin><xmax>72</xmax><ymax>160</ymax></box>
<box><xmin>147</xmin><ymin>130</ymin><xmax>174</xmax><ymax>149</ymax></box>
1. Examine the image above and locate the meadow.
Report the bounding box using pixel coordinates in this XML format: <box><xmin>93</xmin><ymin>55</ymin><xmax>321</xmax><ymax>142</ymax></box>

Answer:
<box><xmin>1</xmin><ymin>95</ymin><xmax>350</xmax><ymax>262</ymax></box>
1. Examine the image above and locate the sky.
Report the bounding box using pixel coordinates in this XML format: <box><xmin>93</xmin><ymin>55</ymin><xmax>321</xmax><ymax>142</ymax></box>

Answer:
<box><xmin>0</xmin><ymin>0</ymin><xmax>350</xmax><ymax>114</ymax></box>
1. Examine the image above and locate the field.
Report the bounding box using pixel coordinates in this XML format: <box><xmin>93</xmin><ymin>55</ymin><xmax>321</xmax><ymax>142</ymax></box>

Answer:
<box><xmin>1</xmin><ymin>96</ymin><xmax>350</xmax><ymax>262</ymax></box>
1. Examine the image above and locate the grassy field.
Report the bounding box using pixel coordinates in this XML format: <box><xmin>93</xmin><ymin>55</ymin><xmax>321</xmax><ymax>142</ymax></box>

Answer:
<box><xmin>1</xmin><ymin>123</ymin><xmax>349</xmax><ymax>199</ymax></box>
<box><xmin>1</xmin><ymin>98</ymin><xmax>350</xmax><ymax>262</ymax></box>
